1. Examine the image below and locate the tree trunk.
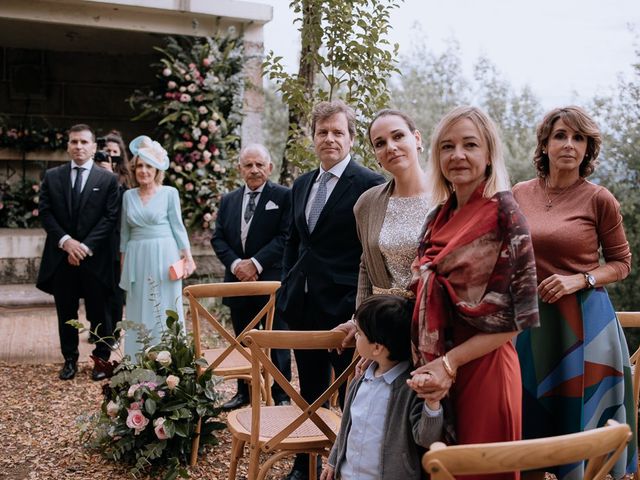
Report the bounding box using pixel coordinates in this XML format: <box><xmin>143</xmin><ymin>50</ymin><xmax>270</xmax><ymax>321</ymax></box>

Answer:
<box><xmin>279</xmin><ymin>0</ymin><xmax>321</xmax><ymax>185</ymax></box>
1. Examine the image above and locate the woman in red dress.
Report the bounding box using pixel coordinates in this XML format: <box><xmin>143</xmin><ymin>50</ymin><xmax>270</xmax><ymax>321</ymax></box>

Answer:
<box><xmin>408</xmin><ymin>106</ymin><xmax>540</xmax><ymax>480</ymax></box>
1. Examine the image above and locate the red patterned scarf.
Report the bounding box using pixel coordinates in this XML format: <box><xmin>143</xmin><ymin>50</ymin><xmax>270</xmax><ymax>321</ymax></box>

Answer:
<box><xmin>412</xmin><ymin>184</ymin><xmax>539</xmax><ymax>364</ymax></box>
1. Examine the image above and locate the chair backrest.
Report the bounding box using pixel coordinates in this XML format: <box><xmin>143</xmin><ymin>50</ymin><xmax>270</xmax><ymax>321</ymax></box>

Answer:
<box><xmin>422</xmin><ymin>420</ymin><xmax>631</xmax><ymax>480</ymax></box>
<box><xmin>617</xmin><ymin>311</ymin><xmax>640</xmax><ymax>442</ymax></box>
<box><xmin>243</xmin><ymin>330</ymin><xmax>358</xmax><ymax>452</ymax></box>
<box><xmin>184</xmin><ymin>281</ymin><xmax>281</xmax><ymax>374</ymax></box>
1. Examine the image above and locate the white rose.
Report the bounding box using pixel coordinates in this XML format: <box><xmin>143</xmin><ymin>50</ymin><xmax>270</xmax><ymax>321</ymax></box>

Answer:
<box><xmin>166</xmin><ymin>375</ymin><xmax>180</xmax><ymax>390</ymax></box>
<box><xmin>106</xmin><ymin>400</ymin><xmax>119</xmax><ymax>417</ymax></box>
<box><xmin>156</xmin><ymin>351</ymin><xmax>172</xmax><ymax>367</ymax></box>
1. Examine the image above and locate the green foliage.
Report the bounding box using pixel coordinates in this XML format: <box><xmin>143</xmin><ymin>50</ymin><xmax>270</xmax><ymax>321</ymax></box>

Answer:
<box><xmin>390</xmin><ymin>32</ymin><xmax>541</xmax><ymax>184</ymax></box>
<box><xmin>128</xmin><ymin>34</ymin><xmax>245</xmax><ymax>233</ymax></box>
<box><xmin>263</xmin><ymin>0</ymin><xmax>403</xmax><ymax>181</ymax></box>
<box><xmin>0</xmin><ymin>179</ymin><xmax>41</xmax><ymax>228</ymax></box>
<box><xmin>590</xmin><ymin>49</ymin><xmax>640</xmax><ymax>314</ymax></box>
<box><xmin>79</xmin><ymin>313</ymin><xmax>225</xmax><ymax>480</ymax></box>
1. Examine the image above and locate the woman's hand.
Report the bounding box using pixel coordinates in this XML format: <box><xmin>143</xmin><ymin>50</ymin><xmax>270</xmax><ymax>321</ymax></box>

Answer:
<box><xmin>183</xmin><ymin>256</ymin><xmax>197</xmax><ymax>278</ymax></box>
<box><xmin>538</xmin><ymin>273</ymin><xmax>585</xmax><ymax>303</ymax></box>
<box><xmin>332</xmin><ymin>319</ymin><xmax>357</xmax><ymax>353</ymax></box>
<box><xmin>407</xmin><ymin>358</ymin><xmax>454</xmax><ymax>403</ymax></box>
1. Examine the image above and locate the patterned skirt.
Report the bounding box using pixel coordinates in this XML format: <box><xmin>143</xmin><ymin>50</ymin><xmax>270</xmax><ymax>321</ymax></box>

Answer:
<box><xmin>516</xmin><ymin>287</ymin><xmax>637</xmax><ymax>479</ymax></box>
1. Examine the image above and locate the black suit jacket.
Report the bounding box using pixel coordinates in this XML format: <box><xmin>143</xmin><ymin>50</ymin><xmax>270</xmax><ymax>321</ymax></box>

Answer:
<box><xmin>211</xmin><ymin>180</ymin><xmax>291</xmax><ymax>307</ymax></box>
<box><xmin>278</xmin><ymin>159</ymin><xmax>385</xmax><ymax>328</ymax></box>
<box><xmin>37</xmin><ymin>162</ymin><xmax>120</xmax><ymax>294</ymax></box>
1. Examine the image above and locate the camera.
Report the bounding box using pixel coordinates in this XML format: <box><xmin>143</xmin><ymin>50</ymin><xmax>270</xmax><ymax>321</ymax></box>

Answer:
<box><xmin>94</xmin><ymin>151</ymin><xmax>110</xmax><ymax>163</ymax></box>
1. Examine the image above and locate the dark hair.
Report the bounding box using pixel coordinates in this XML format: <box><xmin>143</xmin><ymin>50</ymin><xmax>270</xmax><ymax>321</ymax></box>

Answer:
<box><xmin>367</xmin><ymin>109</ymin><xmax>418</xmax><ymax>146</ymax></box>
<box><xmin>105</xmin><ymin>133</ymin><xmax>132</xmax><ymax>188</ymax></box>
<box><xmin>354</xmin><ymin>295</ymin><xmax>413</xmax><ymax>362</ymax></box>
<box><xmin>311</xmin><ymin>100</ymin><xmax>356</xmax><ymax>139</ymax></box>
<box><xmin>534</xmin><ymin>106</ymin><xmax>601</xmax><ymax>178</ymax></box>
<box><xmin>68</xmin><ymin>123</ymin><xmax>96</xmax><ymax>142</ymax></box>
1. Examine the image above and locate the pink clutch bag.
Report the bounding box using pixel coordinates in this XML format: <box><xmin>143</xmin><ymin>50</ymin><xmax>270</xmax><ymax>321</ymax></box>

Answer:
<box><xmin>169</xmin><ymin>258</ymin><xmax>186</xmax><ymax>280</ymax></box>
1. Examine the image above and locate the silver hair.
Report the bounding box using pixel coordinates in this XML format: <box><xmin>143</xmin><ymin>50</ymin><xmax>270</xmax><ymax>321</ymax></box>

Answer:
<box><xmin>239</xmin><ymin>143</ymin><xmax>272</xmax><ymax>164</ymax></box>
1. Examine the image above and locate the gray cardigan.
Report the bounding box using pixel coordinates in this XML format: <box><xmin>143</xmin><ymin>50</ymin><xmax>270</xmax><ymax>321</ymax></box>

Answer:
<box><xmin>353</xmin><ymin>180</ymin><xmax>396</xmax><ymax>307</ymax></box>
<box><xmin>353</xmin><ymin>180</ymin><xmax>432</xmax><ymax>307</ymax></box>
<box><xmin>327</xmin><ymin>367</ymin><xmax>443</xmax><ymax>479</ymax></box>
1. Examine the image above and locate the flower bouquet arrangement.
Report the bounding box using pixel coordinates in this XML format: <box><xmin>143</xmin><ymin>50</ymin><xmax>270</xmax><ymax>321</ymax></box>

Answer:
<box><xmin>78</xmin><ymin>311</ymin><xmax>225</xmax><ymax>479</ymax></box>
<box><xmin>127</xmin><ymin>33</ymin><xmax>245</xmax><ymax>235</ymax></box>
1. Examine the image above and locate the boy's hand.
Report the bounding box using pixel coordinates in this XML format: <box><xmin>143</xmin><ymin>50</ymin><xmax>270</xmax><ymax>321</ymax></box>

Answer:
<box><xmin>424</xmin><ymin>398</ymin><xmax>441</xmax><ymax>411</ymax></box>
<box><xmin>320</xmin><ymin>465</ymin><xmax>334</xmax><ymax>480</ymax></box>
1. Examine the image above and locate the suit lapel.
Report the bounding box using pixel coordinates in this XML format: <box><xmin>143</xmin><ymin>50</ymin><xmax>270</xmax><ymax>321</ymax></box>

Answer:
<box><xmin>229</xmin><ymin>187</ymin><xmax>244</xmax><ymax>251</ymax></box>
<box><xmin>60</xmin><ymin>163</ymin><xmax>73</xmax><ymax>219</ymax></box>
<box><xmin>78</xmin><ymin>166</ymin><xmax>101</xmax><ymax>213</ymax></box>
<box><xmin>300</xmin><ymin>169</ymin><xmax>319</xmax><ymax>239</ymax></box>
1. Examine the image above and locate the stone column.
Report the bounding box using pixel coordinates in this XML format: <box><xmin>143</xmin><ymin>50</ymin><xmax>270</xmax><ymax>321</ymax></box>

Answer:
<box><xmin>241</xmin><ymin>23</ymin><xmax>265</xmax><ymax>146</ymax></box>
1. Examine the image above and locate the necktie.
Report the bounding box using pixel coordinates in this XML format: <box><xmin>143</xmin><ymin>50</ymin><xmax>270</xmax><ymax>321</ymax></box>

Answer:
<box><xmin>244</xmin><ymin>191</ymin><xmax>259</xmax><ymax>223</ymax></box>
<box><xmin>308</xmin><ymin>172</ymin><xmax>332</xmax><ymax>232</ymax></box>
<box><xmin>72</xmin><ymin>166</ymin><xmax>84</xmax><ymax>212</ymax></box>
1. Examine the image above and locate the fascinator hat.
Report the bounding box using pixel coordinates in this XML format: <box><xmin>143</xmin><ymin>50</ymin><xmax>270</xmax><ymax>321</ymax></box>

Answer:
<box><xmin>129</xmin><ymin>135</ymin><xmax>169</xmax><ymax>171</ymax></box>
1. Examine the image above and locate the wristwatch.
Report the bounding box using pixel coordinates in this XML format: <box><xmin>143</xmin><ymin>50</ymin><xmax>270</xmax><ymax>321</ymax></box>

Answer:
<box><xmin>583</xmin><ymin>272</ymin><xmax>596</xmax><ymax>288</ymax></box>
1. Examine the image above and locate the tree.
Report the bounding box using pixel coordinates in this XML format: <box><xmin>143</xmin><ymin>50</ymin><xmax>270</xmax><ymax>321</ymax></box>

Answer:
<box><xmin>390</xmin><ymin>34</ymin><xmax>540</xmax><ymax>184</ymax></box>
<box><xmin>591</xmin><ymin>48</ymin><xmax>640</xmax><ymax>312</ymax></box>
<box><xmin>263</xmin><ymin>0</ymin><xmax>403</xmax><ymax>184</ymax></box>
<box><xmin>473</xmin><ymin>57</ymin><xmax>541</xmax><ymax>184</ymax></box>
<box><xmin>390</xmin><ymin>36</ymin><xmax>469</xmax><ymax>156</ymax></box>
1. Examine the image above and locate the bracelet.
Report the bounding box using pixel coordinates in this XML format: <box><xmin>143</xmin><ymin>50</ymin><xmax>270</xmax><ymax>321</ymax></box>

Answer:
<box><xmin>441</xmin><ymin>354</ymin><xmax>457</xmax><ymax>381</ymax></box>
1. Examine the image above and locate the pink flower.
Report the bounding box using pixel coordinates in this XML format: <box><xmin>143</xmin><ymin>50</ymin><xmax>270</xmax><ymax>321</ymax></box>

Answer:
<box><xmin>185</xmin><ymin>74</ymin><xmax>191</xmax><ymax>81</ymax></box>
<box><xmin>167</xmin><ymin>81</ymin><xmax>177</xmax><ymax>90</ymax></box>
<box><xmin>202</xmin><ymin>150</ymin><xmax>212</xmax><ymax>160</ymax></box>
<box><xmin>188</xmin><ymin>63</ymin><xmax>196</xmax><ymax>69</ymax></box>
<box><xmin>203</xmin><ymin>213</ymin><xmax>213</xmax><ymax>222</ymax></box>
<box><xmin>129</xmin><ymin>401</ymin><xmax>141</xmax><ymax>410</ymax></box>
<box><xmin>32</xmin><ymin>184</ymin><xmax>40</xmax><ymax>192</ymax></box>
<box><xmin>198</xmin><ymin>106</ymin><xmax>208</xmax><ymax>115</ymax></box>
<box><xmin>179</xmin><ymin>94</ymin><xmax>191</xmax><ymax>103</ymax></box>
<box><xmin>126</xmin><ymin>409</ymin><xmax>149</xmax><ymax>435</ymax></box>
<box><xmin>185</xmin><ymin>183</ymin><xmax>194</xmax><ymax>191</ymax></box>
<box><xmin>202</xmin><ymin>58</ymin><xmax>211</xmax><ymax>67</ymax></box>
<box><xmin>184</xmin><ymin>162</ymin><xmax>194</xmax><ymax>172</ymax></box>
<box><xmin>127</xmin><ymin>384</ymin><xmax>140</xmax><ymax>397</ymax></box>
<box><xmin>32</xmin><ymin>209</ymin><xmax>39</xmax><ymax>217</ymax></box>
<box><xmin>199</xmin><ymin>135</ymin><xmax>208</xmax><ymax>144</ymax></box>
<box><xmin>187</xmin><ymin>83</ymin><xmax>197</xmax><ymax>93</ymax></box>
<box><xmin>184</xmin><ymin>141</ymin><xmax>193</xmax><ymax>148</ymax></box>
<box><xmin>162</xmin><ymin>68</ymin><xmax>172</xmax><ymax>77</ymax></box>
<box><xmin>194</xmin><ymin>94</ymin><xmax>205</xmax><ymax>102</ymax></box>
<box><xmin>154</xmin><ymin>417</ymin><xmax>170</xmax><ymax>440</ymax></box>
<box><xmin>191</xmin><ymin>150</ymin><xmax>202</xmax><ymax>161</ymax></box>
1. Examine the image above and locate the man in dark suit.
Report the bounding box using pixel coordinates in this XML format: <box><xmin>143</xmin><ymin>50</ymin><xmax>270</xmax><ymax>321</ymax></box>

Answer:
<box><xmin>278</xmin><ymin>100</ymin><xmax>385</xmax><ymax>480</ymax></box>
<box><xmin>37</xmin><ymin>124</ymin><xmax>120</xmax><ymax>381</ymax></box>
<box><xmin>211</xmin><ymin>143</ymin><xmax>292</xmax><ymax>409</ymax></box>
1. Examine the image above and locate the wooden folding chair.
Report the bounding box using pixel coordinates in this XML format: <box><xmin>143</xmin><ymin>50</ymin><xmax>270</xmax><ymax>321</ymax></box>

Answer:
<box><xmin>226</xmin><ymin>330</ymin><xmax>358</xmax><ymax>480</ymax></box>
<box><xmin>422</xmin><ymin>419</ymin><xmax>631</xmax><ymax>480</ymax></box>
<box><xmin>617</xmin><ymin>310</ymin><xmax>640</xmax><ymax>471</ymax></box>
<box><xmin>183</xmin><ymin>281</ymin><xmax>281</xmax><ymax>465</ymax></box>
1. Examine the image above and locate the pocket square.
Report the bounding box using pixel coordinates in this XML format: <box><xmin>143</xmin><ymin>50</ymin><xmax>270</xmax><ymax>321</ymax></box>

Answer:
<box><xmin>92</xmin><ymin>187</ymin><xmax>100</xmax><ymax>191</ymax></box>
<box><xmin>265</xmin><ymin>200</ymin><xmax>279</xmax><ymax>210</ymax></box>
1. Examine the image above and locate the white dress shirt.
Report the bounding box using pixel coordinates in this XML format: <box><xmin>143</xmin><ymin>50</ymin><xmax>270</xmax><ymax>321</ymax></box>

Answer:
<box><xmin>58</xmin><ymin>159</ymin><xmax>95</xmax><ymax>254</ymax></box>
<box><xmin>304</xmin><ymin>155</ymin><xmax>351</xmax><ymax>223</ymax></box>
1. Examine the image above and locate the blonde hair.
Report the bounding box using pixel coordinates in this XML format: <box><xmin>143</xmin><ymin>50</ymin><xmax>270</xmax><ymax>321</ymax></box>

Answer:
<box><xmin>428</xmin><ymin>105</ymin><xmax>510</xmax><ymax>205</ymax></box>
<box><xmin>131</xmin><ymin>155</ymin><xmax>165</xmax><ymax>186</ymax></box>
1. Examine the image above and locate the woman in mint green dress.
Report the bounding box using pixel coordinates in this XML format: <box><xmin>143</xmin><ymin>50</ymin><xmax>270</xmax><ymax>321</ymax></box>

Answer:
<box><xmin>119</xmin><ymin>136</ymin><xmax>196</xmax><ymax>359</ymax></box>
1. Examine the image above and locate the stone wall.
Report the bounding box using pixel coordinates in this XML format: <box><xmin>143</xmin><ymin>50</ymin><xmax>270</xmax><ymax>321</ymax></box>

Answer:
<box><xmin>0</xmin><ymin>228</ymin><xmax>224</xmax><ymax>285</ymax></box>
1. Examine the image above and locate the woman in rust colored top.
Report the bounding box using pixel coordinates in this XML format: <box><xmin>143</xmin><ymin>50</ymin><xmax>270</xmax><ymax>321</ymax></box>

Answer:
<box><xmin>513</xmin><ymin>106</ymin><xmax>636</xmax><ymax>480</ymax></box>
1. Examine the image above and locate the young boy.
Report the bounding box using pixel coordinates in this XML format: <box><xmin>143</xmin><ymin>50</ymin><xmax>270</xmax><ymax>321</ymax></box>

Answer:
<box><xmin>322</xmin><ymin>295</ymin><xmax>443</xmax><ymax>480</ymax></box>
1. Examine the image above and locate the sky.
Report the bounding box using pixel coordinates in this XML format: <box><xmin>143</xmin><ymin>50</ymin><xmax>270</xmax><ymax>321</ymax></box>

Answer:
<box><xmin>253</xmin><ymin>0</ymin><xmax>640</xmax><ymax>110</ymax></box>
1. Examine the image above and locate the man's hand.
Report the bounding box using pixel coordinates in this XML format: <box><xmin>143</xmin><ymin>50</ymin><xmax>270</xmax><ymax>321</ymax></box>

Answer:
<box><xmin>67</xmin><ymin>253</ymin><xmax>80</xmax><ymax>266</ymax></box>
<box><xmin>62</xmin><ymin>238</ymin><xmax>87</xmax><ymax>262</ymax></box>
<box><xmin>235</xmin><ymin>259</ymin><xmax>258</xmax><ymax>282</ymax></box>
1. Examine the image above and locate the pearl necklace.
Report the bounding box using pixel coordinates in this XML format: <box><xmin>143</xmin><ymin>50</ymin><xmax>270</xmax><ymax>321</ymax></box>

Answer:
<box><xmin>543</xmin><ymin>178</ymin><xmax>575</xmax><ymax>211</ymax></box>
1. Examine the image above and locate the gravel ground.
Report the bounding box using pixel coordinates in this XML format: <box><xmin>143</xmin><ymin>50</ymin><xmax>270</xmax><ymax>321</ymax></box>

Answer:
<box><xmin>0</xmin><ymin>362</ymin><xmax>293</xmax><ymax>480</ymax></box>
